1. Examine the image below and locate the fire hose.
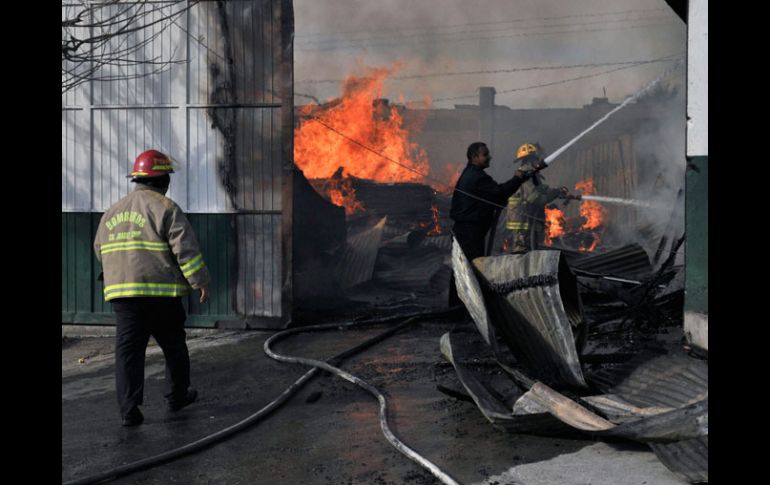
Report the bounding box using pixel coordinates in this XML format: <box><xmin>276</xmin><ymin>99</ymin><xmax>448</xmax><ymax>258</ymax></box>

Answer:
<box><xmin>63</xmin><ymin>308</ymin><xmax>461</xmax><ymax>485</ymax></box>
<box><xmin>264</xmin><ymin>315</ymin><xmax>461</xmax><ymax>485</ymax></box>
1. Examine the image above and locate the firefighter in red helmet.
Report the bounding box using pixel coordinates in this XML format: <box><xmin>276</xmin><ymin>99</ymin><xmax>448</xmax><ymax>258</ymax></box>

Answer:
<box><xmin>94</xmin><ymin>149</ymin><xmax>210</xmax><ymax>426</ymax></box>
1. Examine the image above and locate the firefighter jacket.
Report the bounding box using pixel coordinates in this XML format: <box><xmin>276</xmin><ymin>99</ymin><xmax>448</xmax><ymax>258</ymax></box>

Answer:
<box><xmin>505</xmin><ymin>179</ymin><xmax>563</xmax><ymax>251</ymax></box>
<box><xmin>94</xmin><ymin>184</ymin><xmax>211</xmax><ymax>301</ymax></box>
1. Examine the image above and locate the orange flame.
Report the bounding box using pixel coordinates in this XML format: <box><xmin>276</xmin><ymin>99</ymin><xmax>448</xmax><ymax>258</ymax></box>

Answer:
<box><xmin>574</xmin><ymin>178</ymin><xmax>607</xmax><ymax>251</ymax></box>
<box><xmin>427</xmin><ymin>204</ymin><xmax>442</xmax><ymax>235</ymax></box>
<box><xmin>544</xmin><ymin>207</ymin><xmax>566</xmax><ymax>246</ymax></box>
<box><xmin>310</xmin><ymin>173</ymin><xmax>365</xmax><ymax>216</ymax></box>
<box><xmin>294</xmin><ymin>65</ymin><xmax>431</xmax><ymax>214</ymax></box>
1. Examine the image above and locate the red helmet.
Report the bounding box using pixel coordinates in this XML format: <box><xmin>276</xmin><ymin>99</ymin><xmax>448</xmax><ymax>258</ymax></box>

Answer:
<box><xmin>128</xmin><ymin>150</ymin><xmax>175</xmax><ymax>178</ymax></box>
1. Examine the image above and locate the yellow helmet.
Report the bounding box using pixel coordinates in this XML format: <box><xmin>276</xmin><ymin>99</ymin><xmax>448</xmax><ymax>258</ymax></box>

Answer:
<box><xmin>515</xmin><ymin>143</ymin><xmax>541</xmax><ymax>161</ymax></box>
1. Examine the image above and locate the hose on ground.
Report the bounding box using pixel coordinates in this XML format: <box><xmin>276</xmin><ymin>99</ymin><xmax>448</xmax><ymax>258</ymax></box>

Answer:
<box><xmin>63</xmin><ymin>307</ymin><xmax>460</xmax><ymax>485</ymax></box>
<box><xmin>265</xmin><ymin>312</ymin><xmax>461</xmax><ymax>485</ymax></box>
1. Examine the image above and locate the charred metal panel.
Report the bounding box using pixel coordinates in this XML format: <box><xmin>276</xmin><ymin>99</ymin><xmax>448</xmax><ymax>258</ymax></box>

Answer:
<box><xmin>588</xmin><ymin>352</ymin><xmax>708</xmax><ymax>483</ymax></box>
<box><xmin>334</xmin><ymin>217</ymin><xmax>387</xmax><ymax>289</ymax></box>
<box><xmin>421</xmin><ymin>234</ymin><xmax>453</xmax><ymax>252</ymax></box>
<box><xmin>189</xmin><ymin>0</ymin><xmax>280</xmax><ymax>105</ymax></box>
<box><xmin>373</xmin><ymin>245</ymin><xmax>444</xmax><ymax>292</ymax></box>
<box><xmin>566</xmin><ymin>244</ymin><xmax>653</xmax><ymax>280</ymax></box>
<box><xmin>292</xmin><ymin>167</ymin><xmax>346</xmax><ymax>269</ymax></box>
<box><xmin>587</xmin><ymin>352</ymin><xmax>708</xmax><ymax>408</ymax></box>
<box><xmin>451</xmin><ymin>238</ymin><xmax>495</xmax><ymax>346</ymax></box>
<box><xmin>650</xmin><ymin>437</ymin><xmax>708</xmax><ymax>484</ymax></box>
<box><xmin>351</xmin><ymin>180</ymin><xmax>434</xmax><ymax>228</ymax></box>
<box><xmin>469</xmin><ymin>249</ymin><xmax>587</xmax><ymax>388</ymax></box>
<box><xmin>439</xmin><ymin>332</ymin><xmax>578</xmax><ymax>436</ymax></box>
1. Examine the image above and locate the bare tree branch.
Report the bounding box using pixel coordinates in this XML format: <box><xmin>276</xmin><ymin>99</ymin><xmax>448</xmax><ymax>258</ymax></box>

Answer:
<box><xmin>62</xmin><ymin>0</ymin><xmax>200</xmax><ymax>94</ymax></box>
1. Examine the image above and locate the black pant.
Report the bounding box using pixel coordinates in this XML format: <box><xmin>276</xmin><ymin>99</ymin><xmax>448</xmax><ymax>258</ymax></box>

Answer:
<box><xmin>111</xmin><ymin>297</ymin><xmax>190</xmax><ymax>417</ymax></box>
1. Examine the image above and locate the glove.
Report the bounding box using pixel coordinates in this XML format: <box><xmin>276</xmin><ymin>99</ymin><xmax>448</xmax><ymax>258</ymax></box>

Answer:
<box><xmin>532</xmin><ymin>160</ymin><xmax>548</xmax><ymax>172</ymax></box>
<box><xmin>515</xmin><ymin>164</ymin><xmax>540</xmax><ymax>179</ymax></box>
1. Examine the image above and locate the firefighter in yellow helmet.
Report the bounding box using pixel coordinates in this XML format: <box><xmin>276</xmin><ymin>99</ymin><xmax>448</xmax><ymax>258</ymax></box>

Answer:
<box><xmin>502</xmin><ymin>143</ymin><xmax>574</xmax><ymax>253</ymax></box>
<box><xmin>93</xmin><ymin>150</ymin><xmax>210</xmax><ymax>426</ymax></box>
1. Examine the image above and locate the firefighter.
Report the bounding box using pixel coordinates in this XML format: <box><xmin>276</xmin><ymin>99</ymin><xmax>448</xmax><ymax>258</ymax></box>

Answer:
<box><xmin>448</xmin><ymin>141</ymin><xmax>535</xmax><ymax>305</ymax></box>
<box><xmin>94</xmin><ymin>150</ymin><xmax>210</xmax><ymax>427</ymax></box>
<box><xmin>504</xmin><ymin>143</ymin><xmax>572</xmax><ymax>253</ymax></box>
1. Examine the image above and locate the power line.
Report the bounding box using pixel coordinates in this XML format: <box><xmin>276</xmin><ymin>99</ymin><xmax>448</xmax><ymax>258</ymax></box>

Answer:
<box><xmin>296</xmin><ymin>57</ymin><xmax>678</xmax><ymax>85</ymax></box>
<box><xmin>295</xmin><ymin>7</ymin><xmax>670</xmax><ymax>38</ymax></box>
<box><xmin>430</xmin><ymin>56</ymin><xmax>682</xmax><ymax>103</ymax></box>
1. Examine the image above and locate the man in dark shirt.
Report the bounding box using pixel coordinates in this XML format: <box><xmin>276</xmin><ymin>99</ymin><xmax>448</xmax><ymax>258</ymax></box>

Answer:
<box><xmin>448</xmin><ymin>142</ymin><xmax>536</xmax><ymax>305</ymax></box>
<box><xmin>450</xmin><ymin>142</ymin><xmax>534</xmax><ymax>260</ymax></box>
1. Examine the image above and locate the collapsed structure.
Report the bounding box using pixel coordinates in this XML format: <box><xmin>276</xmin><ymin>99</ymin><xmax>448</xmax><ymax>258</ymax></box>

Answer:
<box><xmin>445</xmin><ymin>240</ymin><xmax>706</xmax><ymax>483</ymax></box>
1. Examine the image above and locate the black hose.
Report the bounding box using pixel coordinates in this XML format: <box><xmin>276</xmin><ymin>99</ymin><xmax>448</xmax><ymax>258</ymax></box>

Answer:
<box><xmin>63</xmin><ymin>307</ymin><xmax>458</xmax><ymax>485</ymax></box>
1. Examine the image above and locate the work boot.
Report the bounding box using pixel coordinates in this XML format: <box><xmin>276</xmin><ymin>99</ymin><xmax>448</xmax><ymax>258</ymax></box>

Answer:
<box><xmin>122</xmin><ymin>408</ymin><xmax>144</xmax><ymax>427</ymax></box>
<box><xmin>167</xmin><ymin>388</ymin><xmax>198</xmax><ymax>412</ymax></box>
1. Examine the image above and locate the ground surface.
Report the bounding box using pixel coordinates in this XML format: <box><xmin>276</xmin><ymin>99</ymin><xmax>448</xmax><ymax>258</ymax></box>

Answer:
<box><xmin>62</xmin><ymin>319</ymin><xmax>687</xmax><ymax>485</ymax></box>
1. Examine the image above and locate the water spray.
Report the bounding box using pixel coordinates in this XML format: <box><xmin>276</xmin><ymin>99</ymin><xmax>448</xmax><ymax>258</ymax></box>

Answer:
<box><xmin>581</xmin><ymin>194</ymin><xmax>664</xmax><ymax>210</ymax></box>
<box><xmin>543</xmin><ymin>59</ymin><xmax>684</xmax><ymax>166</ymax></box>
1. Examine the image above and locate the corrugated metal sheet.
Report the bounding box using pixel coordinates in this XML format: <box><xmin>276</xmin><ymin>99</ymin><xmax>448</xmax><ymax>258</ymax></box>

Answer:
<box><xmin>428</xmin><ymin>264</ymin><xmax>452</xmax><ymax>294</ymax></box>
<box><xmin>467</xmin><ymin>249</ymin><xmax>587</xmax><ymax>388</ymax></box>
<box><xmin>451</xmin><ymin>238</ymin><xmax>496</xmax><ymax>347</ymax></box>
<box><xmin>61</xmin><ymin>3</ymin><xmax>94</xmax><ymax>107</ymax></box>
<box><xmin>545</xmin><ymin>134</ymin><xmax>644</xmax><ymax>229</ymax></box>
<box><xmin>189</xmin><ymin>0</ymin><xmax>279</xmax><ymax>106</ymax></box>
<box><xmin>90</xmin><ymin>2</ymin><xmax>187</xmax><ymax>107</ymax></box>
<box><xmin>235</xmin><ymin>214</ymin><xmax>281</xmax><ymax>318</ymax></box>
<box><xmin>566</xmin><ymin>244</ymin><xmax>653</xmax><ymax>280</ymax></box>
<box><xmin>334</xmin><ymin>217</ymin><xmax>387</xmax><ymax>289</ymax></box>
<box><xmin>187</xmin><ymin>108</ymin><xmax>231</xmax><ymax>212</ymax></box>
<box><xmin>421</xmin><ymin>234</ymin><xmax>452</xmax><ymax>251</ymax></box>
<box><xmin>61</xmin><ymin>109</ymin><xmax>91</xmax><ymax>211</ymax></box>
<box><xmin>373</xmin><ymin>245</ymin><xmax>444</xmax><ymax>292</ymax></box>
<box><xmin>587</xmin><ymin>352</ymin><xmax>708</xmax><ymax>406</ymax></box>
<box><xmin>232</xmin><ymin>108</ymin><xmax>283</xmax><ymax>211</ymax></box>
<box><xmin>587</xmin><ymin>352</ymin><xmax>709</xmax><ymax>483</ymax></box>
<box><xmin>91</xmin><ymin>108</ymin><xmax>185</xmax><ymax>211</ymax></box>
<box><xmin>650</xmin><ymin>438</ymin><xmax>708</xmax><ymax>484</ymax></box>
<box><xmin>440</xmin><ymin>331</ymin><xmax>584</xmax><ymax>436</ymax></box>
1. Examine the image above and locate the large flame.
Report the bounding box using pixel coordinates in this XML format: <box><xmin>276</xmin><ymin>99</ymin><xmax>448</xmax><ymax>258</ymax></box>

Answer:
<box><xmin>574</xmin><ymin>178</ymin><xmax>608</xmax><ymax>251</ymax></box>
<box><xmin>294</xmin><ymin>66</ymin><xmax>431</xmax><ymax>214</ymax></box>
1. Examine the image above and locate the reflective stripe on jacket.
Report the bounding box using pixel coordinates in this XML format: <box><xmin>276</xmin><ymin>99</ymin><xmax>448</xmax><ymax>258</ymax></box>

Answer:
<box><xmin>94</xmin><ymin>184</ymin><xmax>210</xmax><ymax>301</ymax></box>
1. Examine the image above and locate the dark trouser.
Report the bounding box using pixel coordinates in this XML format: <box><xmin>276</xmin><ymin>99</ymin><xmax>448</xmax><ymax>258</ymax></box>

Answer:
<box><xmin>448</xmin><ymin>222</ymin><xmax>489</xmax><ymax>306</ymax></box>
<box><xmin>111</xmin><ymin>297</ymin><xmax>190</xmax><ymax>417</ymax></box>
